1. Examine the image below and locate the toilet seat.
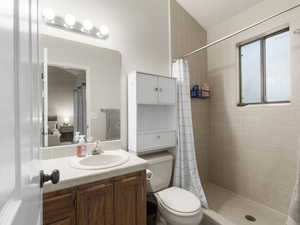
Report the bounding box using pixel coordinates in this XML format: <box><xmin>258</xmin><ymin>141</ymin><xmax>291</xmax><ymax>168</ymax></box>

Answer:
<box><xmin>155</xmin><ymin>187</ymin><xmax>202</xmax><ymax>216</ymax></box>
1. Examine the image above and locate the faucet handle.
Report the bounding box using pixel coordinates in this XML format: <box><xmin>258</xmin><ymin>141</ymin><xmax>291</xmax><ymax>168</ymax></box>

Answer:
<box><xmin>91</xmin><ymin>140</ymin><xmax>103</xmax><ymax>155</ymax></box>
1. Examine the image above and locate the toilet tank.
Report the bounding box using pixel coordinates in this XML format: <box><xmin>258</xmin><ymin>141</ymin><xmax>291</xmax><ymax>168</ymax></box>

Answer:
<box><xmin>141</xmin><ymin>152</ymin><xmax>173</xmax><ymax>192</ymax></box>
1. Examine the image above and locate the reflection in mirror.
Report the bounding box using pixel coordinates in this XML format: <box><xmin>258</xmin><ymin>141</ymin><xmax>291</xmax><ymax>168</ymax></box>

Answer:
<box><xmin>46</xmin><ymin>66</ymin><xmax>87</xmax><ymax>147</ymax></box>
<box><xmin>41</xmin><ymin>35</ymin><xmax>121</xmax><ymax>147</ymax></box>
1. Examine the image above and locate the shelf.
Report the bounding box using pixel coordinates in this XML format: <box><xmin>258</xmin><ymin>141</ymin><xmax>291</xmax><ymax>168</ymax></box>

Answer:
<box><xmin>137</xmin><ymin>129</ymin><xmax>176</xmax><ymax>135</ymax></box>
<box><xmin>137</xmin><ymin>103</ymin><xmax>176</xmax><ymax>106</ymax></box>
<box><xmin>191</xmin><ymin>96</ymin><xmax>210</xmax><ymax>99</ymax></box>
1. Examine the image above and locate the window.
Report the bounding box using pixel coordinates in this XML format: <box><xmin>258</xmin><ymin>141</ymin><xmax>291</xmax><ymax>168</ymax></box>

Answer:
<box><xmin>239</xmin><ymin>28</ymin><xmax>290</xmax><ymax>105</ymax></box>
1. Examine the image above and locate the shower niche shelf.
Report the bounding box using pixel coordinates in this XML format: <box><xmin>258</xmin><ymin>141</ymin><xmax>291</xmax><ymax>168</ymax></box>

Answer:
<box><xmin>191</xmin><ymin>96</ymin><xmax>210</xmax><ymax>99</ymax></box>
<box><xmin>128</xmin><ymin>71</ymin><xmax>177</xmax><ymax>155</ymax></box>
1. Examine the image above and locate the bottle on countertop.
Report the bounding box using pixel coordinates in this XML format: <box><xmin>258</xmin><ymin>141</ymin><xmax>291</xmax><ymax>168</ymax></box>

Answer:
<box><xmin>76</xmin><ymin>135</ymin><xmax>87</xmax><ymax>157</ymax></box>
<box><xmin>73</xmin><ymin>131</ymin><xmax>80</xmax><ymax>144</ymax></box>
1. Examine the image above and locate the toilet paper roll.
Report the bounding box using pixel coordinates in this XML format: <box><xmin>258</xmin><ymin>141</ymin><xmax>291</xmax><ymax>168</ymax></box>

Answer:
<box><xmin>146</xmin><ymin>169</ymin><xmax>153</xmax><ymax>180</ymax></box>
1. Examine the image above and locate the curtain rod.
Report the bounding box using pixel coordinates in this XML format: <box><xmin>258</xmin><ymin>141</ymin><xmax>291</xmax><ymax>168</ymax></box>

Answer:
<box><xmin>181</xmin><ymin>3</ymin><xmax>300</xmax><ymax>58</ymax></box>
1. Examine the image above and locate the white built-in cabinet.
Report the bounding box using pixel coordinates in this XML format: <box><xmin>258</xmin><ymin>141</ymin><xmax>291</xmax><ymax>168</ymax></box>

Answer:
<box><xmin>128</xmin><ymin>71</ymin><xmax>177</xmax><ymax>155</ymax></box>
<box><xmin>137</xmin><ymin>73</ymin><xmax>176</xmax><ymax>105</ymax></box>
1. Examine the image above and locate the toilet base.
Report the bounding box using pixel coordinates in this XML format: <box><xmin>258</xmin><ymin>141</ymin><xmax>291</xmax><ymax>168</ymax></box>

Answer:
<box><xmin>156</xmin><ymin>211</ymin><xmax>168</xmax><ymax>225</ymax></box>
<box><xmin>156</xmin><ymin>209</ymin><xmax>202</xmax><ymax>225</ymax></box>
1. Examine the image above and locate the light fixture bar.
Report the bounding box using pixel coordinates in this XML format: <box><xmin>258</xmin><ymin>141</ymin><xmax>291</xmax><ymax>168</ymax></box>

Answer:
<box><xmin>43</xmin><ymin>10</ymin><xmax>109</xmax><ymax>40</ymax></box>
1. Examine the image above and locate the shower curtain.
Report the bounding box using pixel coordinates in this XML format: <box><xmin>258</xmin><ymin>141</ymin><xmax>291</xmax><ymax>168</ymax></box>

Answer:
<box><xmin>287</xmin><ymin>150</ymin><xmax>300</xmax><ymax>225</ymax></box>
<box><xmin>172</xmin><ymin>59</ymin><xmax>208</xmax><ymax>208</ymax></box>
<box><xmin>73</xmin><ymin>83</ymin><xmax>87</xmax><ymax>135</ymax></box>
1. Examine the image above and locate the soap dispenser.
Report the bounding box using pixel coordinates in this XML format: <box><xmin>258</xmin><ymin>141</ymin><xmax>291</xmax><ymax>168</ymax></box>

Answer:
<box><xmin>76</xmin><ymin>135</ymin><xmax>87</xmax><ymax>157</ymax></box>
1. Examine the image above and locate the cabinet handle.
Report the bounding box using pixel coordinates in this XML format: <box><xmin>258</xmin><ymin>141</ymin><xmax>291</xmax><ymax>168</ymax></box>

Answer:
<box><xmin>73</xmin><ymin>197</ymin><xmax>77</xmax><ymax>207</ymax></box>
<box><xmin>154</xmin><ymin>87</ymin><xmax>158</xmax><ymax>92</ymax></box>
<box><xmin>157</xmin><ymin>135</ymin><xmax>160</xmax><ymax>139</ymax></box>
<box><xmin>159</xmin><ymin>88</ymin><xmax>162</xmax><ymax>92</ymax></box>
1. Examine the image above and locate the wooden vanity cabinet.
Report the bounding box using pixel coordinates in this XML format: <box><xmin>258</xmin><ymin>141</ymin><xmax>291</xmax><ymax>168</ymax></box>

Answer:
<box><xmin>77</xmin><ymin>181</ymin><xmax>114</xmax><ymax>225</ymax></box>
<box><xmin>43</xmin><ymin>188</ymin><xmax>76</xmax><ymax>225</ymax></box>
<box><xmin>43</xmin><ymin>171</ymin><xmax>146</xmax><ymax>225</ymax></box>
<box><xmin>114</xmin><ymin>172</ymin><xmax>147</xmax><ymax>225</ymax></box>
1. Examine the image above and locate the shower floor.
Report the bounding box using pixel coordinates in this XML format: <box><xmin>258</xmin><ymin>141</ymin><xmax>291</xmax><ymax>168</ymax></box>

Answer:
<box><xmin>203</xmin><ymin>182</ymin><xmax>287</xmax><ymax>225</ymax></box>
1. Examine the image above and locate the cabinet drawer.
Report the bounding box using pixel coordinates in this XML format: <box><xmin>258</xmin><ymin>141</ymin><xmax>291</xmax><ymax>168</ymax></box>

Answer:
<box><xmin>137</xmin><ymin>131</ymin><xmax>176</xmax><ymax>152</ymax></box>
<box><xmin>44</xmin><ymin>191</ymin><xmax>76</xmax><ymax>225</ymax></box>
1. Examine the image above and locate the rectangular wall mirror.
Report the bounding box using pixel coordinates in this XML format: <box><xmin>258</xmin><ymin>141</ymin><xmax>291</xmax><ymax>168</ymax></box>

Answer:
<box><xmin>41</xmin><ymin>35</ymin><xmax>121</xmax><ymax>147</ymax></box>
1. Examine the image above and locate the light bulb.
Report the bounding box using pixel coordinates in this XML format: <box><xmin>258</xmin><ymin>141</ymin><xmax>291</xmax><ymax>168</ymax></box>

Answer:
<box><xmin>64</xmin><ymin>14</ymin><xmax>76</xmax><ymax>27</ymax></box>
<box><xmin>43</xmin><ymin>8</ymin><xmax>55</xmax><ymax>22</ymax></box>
<box><xmin>99</xmin><ymin>25</ymin><xmax>109</xmax><ymax>36</ymax></box>
<box><xmin>82</xmin><ymin>20</ymin><xmax>93</xmax><ymax>32</ymax></box>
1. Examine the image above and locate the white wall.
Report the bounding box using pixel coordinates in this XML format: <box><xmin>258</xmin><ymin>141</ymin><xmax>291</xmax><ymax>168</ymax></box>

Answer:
<box><xmin>207</xmin><ymin>0</ymin><xmax>300</xmax><ymax>213</ymax></box>
<box><xmin>40</xmin><ymin>0</ymin><xmax>171</xmax><ymax>147</ymax></box>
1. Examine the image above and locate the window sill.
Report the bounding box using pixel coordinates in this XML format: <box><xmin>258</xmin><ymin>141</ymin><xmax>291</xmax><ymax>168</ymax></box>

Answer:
<box><xmin>237</xmin><ymin>101</ymin><xmax>291</xmax><ymax>107</ymax></box>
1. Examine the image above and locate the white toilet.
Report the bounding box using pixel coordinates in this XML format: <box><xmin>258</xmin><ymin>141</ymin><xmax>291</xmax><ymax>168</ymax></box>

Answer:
<box><xmin>142</xmin><ymin>152</ymin><xmax>203</xmax><ymax>225</ymax></box>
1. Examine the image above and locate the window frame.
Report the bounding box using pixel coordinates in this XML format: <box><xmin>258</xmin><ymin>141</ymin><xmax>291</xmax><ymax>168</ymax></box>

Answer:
<box><xmin>238</xmin><ymin>27</ymin><xmax>290</xmax><ymax>106</ymax></box>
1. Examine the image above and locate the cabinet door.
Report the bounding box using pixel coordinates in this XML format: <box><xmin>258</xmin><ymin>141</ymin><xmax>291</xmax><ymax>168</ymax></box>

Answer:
<box><xmin>77</xmin><ymin>182</ymin><xmax>114</xmax><ymax>225</ymax></box>
<box><xmin>43</xmin><ymin>190</ymin><xmax>76</xmax><ymax>225</ymax></box>
<box><xmin>158</xmin><ymin>77</ymin><xmax>176</xmax><ymax>105</ymax></box>
<box><xmin>137</xmin><ymin>73</ymin><xmax>158</xmax><ymax>104</ymax></box>
<box><xmin>115</xmin><ymin>172</ymin><xmax>147</xmax><ymax>225</ymax></box>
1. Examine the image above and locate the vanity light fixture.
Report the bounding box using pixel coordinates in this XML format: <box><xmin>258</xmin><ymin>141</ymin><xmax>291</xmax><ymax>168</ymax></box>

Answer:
<box><xmin>64</xmin><ymin>14</ymin><xmax>76</xmax><ymax>28</ymax></box>
<box><xmin>43</xmin><ymin>8</ymin><xmax>55</xmax><ymax>23</ymax></box>
<box><xmin>96</xmin><ymin>25</ymin><xmax>109</xmax><ymax>38</ymax></box>
<box><xmin>82</xmin><ymin>20</ymin><xmax>94</xmax><ymax>32</ymax></box>
<box><xmin>99</xmin><ymin>25</ymin><xmax>109</xmax><ymax>36</ymax></box>
<box><xmin>42</xmin><ymin>9</ymin><xmax>109</xmax><ymax>40</ymax></box>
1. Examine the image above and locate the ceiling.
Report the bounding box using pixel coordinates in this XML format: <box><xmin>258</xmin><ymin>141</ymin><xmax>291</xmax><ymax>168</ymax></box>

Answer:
<box><xmin>49</xmin><ymin>66</ymin><xmax>86</xmax><ymax>78</ymax></box>
<box><xmin>176</xmin><ymin>0</ymin><xmax>264</xmax><ymax>29</ymax></box>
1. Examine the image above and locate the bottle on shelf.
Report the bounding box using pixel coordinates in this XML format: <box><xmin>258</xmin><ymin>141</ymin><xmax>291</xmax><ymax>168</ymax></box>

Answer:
<box><xmin>201</xmin><ymin>83</ymin><xmax>210</xmax><ymax>98</ymax></box>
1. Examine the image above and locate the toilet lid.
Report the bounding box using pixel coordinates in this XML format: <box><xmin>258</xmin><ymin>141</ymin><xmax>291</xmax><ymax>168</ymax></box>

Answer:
<box><xmin>157</xmin><ymin>187</ymin><xmax>201</xmax><ymax>213</ymax></box>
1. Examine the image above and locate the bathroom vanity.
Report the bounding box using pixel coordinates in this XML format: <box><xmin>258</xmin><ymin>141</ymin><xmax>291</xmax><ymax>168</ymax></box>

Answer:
<box><xmin>39</xmin><ymin>33</ymin><xmax>151</xmax><ymax>225</ymax></box>
<box><xmin>42</xmin><ymin>150</ymin><xmax>148</xmax><ymax>225</ymax></box>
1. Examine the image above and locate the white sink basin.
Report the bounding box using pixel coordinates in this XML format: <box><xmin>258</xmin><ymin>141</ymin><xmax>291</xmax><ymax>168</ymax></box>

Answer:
<box><xmin>69</xmin><ymin>151</ymin><xmax>129</xmax><ymax>170</ymax></box>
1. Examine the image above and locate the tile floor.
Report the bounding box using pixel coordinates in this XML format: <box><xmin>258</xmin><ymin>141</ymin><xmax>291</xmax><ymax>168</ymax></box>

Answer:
<box><xmin>203</xmin><ymin>182</ymin><xmax>288</xmax><ymax>225</ymax></box>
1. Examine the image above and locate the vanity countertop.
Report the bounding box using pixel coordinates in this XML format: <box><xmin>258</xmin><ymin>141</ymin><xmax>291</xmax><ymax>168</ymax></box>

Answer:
<box><xmin>42</xmin><ymin>149</ymin><xmax>148</xmax><ymax>193</ymax></box>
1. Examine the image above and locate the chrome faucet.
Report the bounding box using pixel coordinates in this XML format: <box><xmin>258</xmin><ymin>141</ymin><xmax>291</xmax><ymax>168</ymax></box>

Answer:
<box><xmin>91</xmin><ymin>140</ymin><xmax>104</xmax><ymax>155</ymax></box>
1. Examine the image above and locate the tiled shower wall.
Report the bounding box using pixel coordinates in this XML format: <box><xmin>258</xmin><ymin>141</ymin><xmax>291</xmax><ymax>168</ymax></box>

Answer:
<box><xmin>170</xmin><ymin>0</ymin><xmax>209</xmax><ymax>181</ymax></box>
<box><xmin>207</xmin><ymin>0</ymin><xmax>300</xmax><ymax>214</ymax></box>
